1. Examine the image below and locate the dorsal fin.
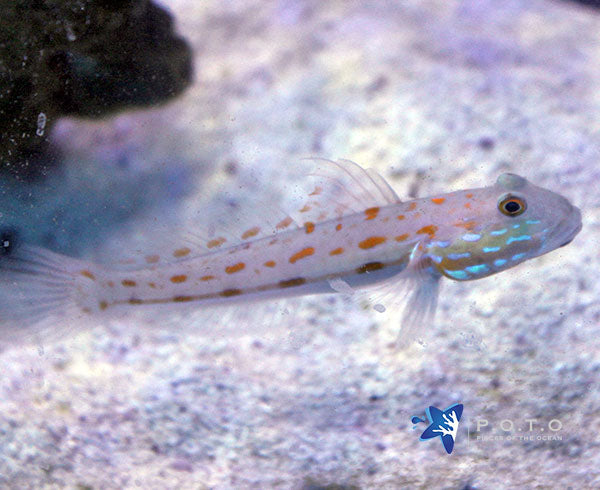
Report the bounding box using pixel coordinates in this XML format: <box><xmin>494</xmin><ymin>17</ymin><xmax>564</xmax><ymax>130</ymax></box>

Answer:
<box><xmin>333</xmin><ymin>158</ymin><xmax>401</xmax><ymax>206</ymax></box>
<box><xmin>286</xmin><ymin>158</ymin><xmax>401</xmax><ymax>225</ymax></box>
<box><xmin>96</xmin><ymin>158</ymin><xmax>402</xmax><ymax>269</ymax></box>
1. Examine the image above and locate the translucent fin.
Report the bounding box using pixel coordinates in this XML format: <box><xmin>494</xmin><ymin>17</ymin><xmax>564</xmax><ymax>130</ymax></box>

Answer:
<box><xmin>364</xmin><ymin>167</ymin><xmax>401</xmax><ymax>204</ymax></box>
<box><xmin>358</xmin><ymin>243</ymin><xmax>441</xmax><ymax>348</ymax></box>
<box><xmin>97</xmin><ymin>158</ymin><xmax>401</xmax><ymax>269</ymax></box>
<box><xmin>95</xmin><ymin>195</ymin><xmax>298</xmax><ymax>271</ymax></box>
<box><xmin>287</xmin><ymin>158</ymin><xmax>402</xmax><ymax>224</ymax></box>
<box><xmin>323</xmin><ymin>158</ymin><xmax>401</xmax><ymax>206</ymax></box>
<box><xmin>395</xmin><ymin>259</ymin><xmax>440</xmax><ymax>347</ymax></box>
<box><xmin>0</xmin><ymin>245</ymin><xmax>95</xmax><ymax>347</ymax></box>
<box><xmin>110</xmin><ymin>292</ymin><xmax>370</xmax><ymax>356</ymax></box>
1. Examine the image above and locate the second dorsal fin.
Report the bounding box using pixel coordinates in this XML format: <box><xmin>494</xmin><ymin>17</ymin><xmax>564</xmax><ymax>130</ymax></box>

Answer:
<box><xmin>97</xmin><ymin>158</ymin><xmax>402</xmax><ymax>269</ymax></box>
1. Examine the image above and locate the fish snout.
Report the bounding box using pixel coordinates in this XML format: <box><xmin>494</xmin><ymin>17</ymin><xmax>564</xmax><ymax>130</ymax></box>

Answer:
<box><xmin>557</xmin><ymin>206</ymin><xmax>582</xmax><ymax>248</ymax></box>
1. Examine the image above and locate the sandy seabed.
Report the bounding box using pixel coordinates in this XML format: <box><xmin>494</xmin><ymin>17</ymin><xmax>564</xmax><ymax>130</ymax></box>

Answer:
<box><xmin>1</xmin><ymin>0</ymin><xmax>599</xmax><ymax>488</ymax></box>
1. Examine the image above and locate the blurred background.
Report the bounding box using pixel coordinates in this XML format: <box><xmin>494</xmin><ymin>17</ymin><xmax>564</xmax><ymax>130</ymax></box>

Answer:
<box><xmin>0</xmin><ymin>0</ymin><xmax>598</xmax><ymax>488</ymax></box>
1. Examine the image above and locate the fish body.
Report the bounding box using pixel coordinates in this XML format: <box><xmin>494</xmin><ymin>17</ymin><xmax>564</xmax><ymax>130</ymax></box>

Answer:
<box><xmin>0</xmin><ymin>160</ymin><xmax>581</xmax><ymax>344</ymax></box>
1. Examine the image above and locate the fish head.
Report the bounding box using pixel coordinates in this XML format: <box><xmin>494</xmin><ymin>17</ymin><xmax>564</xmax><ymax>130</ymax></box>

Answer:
<box><xmin>428</xmin><ymin>173</ymin><xmax>581</xmax><ymax>281</ymax></box>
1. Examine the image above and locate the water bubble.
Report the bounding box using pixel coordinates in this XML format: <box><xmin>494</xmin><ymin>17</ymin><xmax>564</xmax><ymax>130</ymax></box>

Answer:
<box><xmin>328</xmin><ymin>278</ymin><xmax>354</xmax><ymax>295</ymax></box>
<box><xmin>36</xmin><ymin>112</ymin><xmax>47</xmax><ymax>137</ymax></box>
<box><xmin>65</xmin><ymin>23</ymin><xmax>77</xmax><ymax>42</ymax></box>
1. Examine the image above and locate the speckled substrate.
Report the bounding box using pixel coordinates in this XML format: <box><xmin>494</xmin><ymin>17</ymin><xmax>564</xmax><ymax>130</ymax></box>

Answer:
<box><xmin>1</xmin><ymin>0</ymin><xmax>599</xmax><ymax>488</ymax></box>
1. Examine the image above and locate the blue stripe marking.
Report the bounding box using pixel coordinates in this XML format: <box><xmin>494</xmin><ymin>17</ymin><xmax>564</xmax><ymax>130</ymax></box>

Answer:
<box><xmin>506</xmin><ymin>235</ymin><xmax>531</xmax><ymax>245</ymax></box>
<box><xmin>482</xmin><ymin>246</ymin><xmax>501</xmax><ymax>253</ymax></box>
<box><xmin>494</xmin><ymin>258</ymin><xmax>508</xmax><ymax>267</ymax></box>
<box><xmin>490</xmin><ymin>228</ymin><xmax>507</xmax><ymax>236</ymax></box>
<box><xmin>465</xmin><ymin>264</ymin><xmax>489</xmax><ymax>275</ymax></box>
<box><xmin>447</xmin><ymin>252</ymin><xmax>471</xmax><ymax>260</ymax></box>
<box><xmin>512</xmin><ymin>223</ymin><xmax>520</xmax><ymax>229</ymax></box>
<box><xmin>526</xmin><ymin>219</ymin><xmax>541</xmax><ymax>224</ymax></box>
<box><xmin>445</xmin><ymin>269</ymin><xmax>469</xmax><ymax>280</ymax></box>
<box><xmin>431</xmin><ymin>240</ymin><xmax>451</xmax><ymax>248</ymax></box>
<box><xmin>512</xmin><ymin>252</ymin><xmax>527</xmax><ymax>261</ymax></box>
<box><xmin>462</xmin><ymin>233</ymin><xmax>481</xmax><ymax>242</ymax></box>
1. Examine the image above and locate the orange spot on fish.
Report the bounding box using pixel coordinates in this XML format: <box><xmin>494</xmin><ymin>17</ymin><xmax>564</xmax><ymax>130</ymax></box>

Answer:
<box><xmin>464</xmin><ymin>202</ymin><xmax>471</xmax><ymax>209</ymax></box>
<box><xmin>173</xmin><ymin>247</ymin><xmax>191</xmax><ymax>258</ymax></box>
<box><xmin>329</xmin><ymin>247</ymin><xmax>344</xmax><ymax>256</ymax></box>
<box><xmin>356</xmin><ymin>262</ymin><xmax>385</xmax><ymax>274</ymax></box>
<box><xmin>431</xmin><ymin>197</ymin><xmax>446</xmax><ymax>205</ymax></box>
<box><xmin>170</xmin><ymin>274</ymin><xmax>187</xmax><ymax>283</ymax></box>
<box><xmin>408</xmin><ymin>202</ymin><xmax>417</xmax><ymax>211</ymax></box>
<box><xmin>276</xmin><ymin>216</ymin><xmax>293</xmax><ymax>229</ymax></box>
<box><xmin>289</xmin><ymin>247</ymin><xmax>315</xmax><ymax>264</ymax></box>
<box><xmin>299</xmin><ymin>204</ymin><xmax>311</xmax><ymax>213</ymax></box>
<box><xmin>145</xmin><ymin>255</ymin><xmax>160</xmax><ymax>264</ymax></box>
<box><xmin>397</xmin><ymin>214</ymin><xmax>405</xmax><ymax>220</ymax></box>
<box><xmin>207</xmin><ymin>237</ymin><xmax>226</xmax><ymax>248</ymax></box>
<box><xmin>148</xmin><ymin>282</ymin><xmax>156</xmax><ymax>288</ymax></box>
<box><xmin>335</xmin><ymin>223</ymin><xmax>342</xmax><ymax>231</ymax></box>
<box><xmin>220</xmin><ymin>288</ymin><xmax>243</xmax><ymax>297</ymax></box>
<box><xmin>364</xmin><ymin>207</ymin><xmax>380</xmax><ymax>220</ymax></box>
<box><xmin>304</xmin><ymin>222</ymin><xmax>315</xmax><ymax>234</ymax></box>
<box><xmin>264</xmin><ymin>260</ymin><xmax>276</xmax><ymax>268</ymax></box>
<box><xmin>309</xmin><ymin>186</ymin><xmax>322</xmax><ymax>196</ymax></box>
<box><xmin>173</xmin><ymin>295</ymin><xmax>194</xmax><ymax>302</ymax></box>
<box><xmin>358</xmin><ymin>236</ymin><xmax>387</xmax><ymax>249</ymax></box>
<box><xmin>129</xmin><ymin>298</ymin><xmax>143</xmax><ymax>305</ymax></box>
<box><xmin>122</xmin><ymin>279</ymin><xmax>137</xmax><ymax>287</ymax></box>
<box><xmin>241</xmin><ymin>227</ymin><xmax>260</xmax><ymax>239</ymax></box>
<box><xmin>201</xmin><ymin>275</ymin><xmax>215</xmax><ymax>281</ymax></box>
<box><xmin>225</xmin><ymin>262</ymin><xmax>245</xmax><ymax>274</ymax></box>
<box><xmin>466</xmin><ymin>193</ymin><xmax>474</xmax><ymax>198</ymax></box>
<box><xmin>80</xmin><ymin>270</ymin><xmax>95</xmax><ymax>281</ymax></box>
<box><xmin>395</xmin><ymin>234</ymin><xmax>409</xmax><ymax>242</ymax></box>
<box><xmin>99</xmin><ymin>301</ymin><xmax>108</xmax><ymax>311</ymax></box>
<box><xmin>454</xmin><ymin>220</ymin><xmax>476</xmax><ymax>230</ymax></box>
<box><xmin>279</xmin><ymin>277</ymin><xmax>307</xmax><ymax>288</ymax></box>
<box><xmin>417</xmin><ymin>225</ymin><xmax>438</xmax><ymax>237</ymax></box>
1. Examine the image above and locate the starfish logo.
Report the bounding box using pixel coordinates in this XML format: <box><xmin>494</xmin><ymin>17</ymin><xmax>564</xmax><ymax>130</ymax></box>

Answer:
<box><xmin>411</xmin><ymin>403</ymin><xmax>463</xmax><ymax>454</ymax></box>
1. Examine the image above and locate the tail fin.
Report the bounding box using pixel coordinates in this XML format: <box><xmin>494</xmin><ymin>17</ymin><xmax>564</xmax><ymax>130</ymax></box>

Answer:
<box><xmin>0</xmin><ymin>244</ymin><xmax>95</xmax><ymax>346</ymax></box>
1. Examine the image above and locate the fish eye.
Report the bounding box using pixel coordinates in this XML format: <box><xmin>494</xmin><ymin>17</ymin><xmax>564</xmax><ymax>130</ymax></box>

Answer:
<box><xmin>498</xmin><ymin>194</ymin><xmax>526</xmax><ymax>217</ymax></box>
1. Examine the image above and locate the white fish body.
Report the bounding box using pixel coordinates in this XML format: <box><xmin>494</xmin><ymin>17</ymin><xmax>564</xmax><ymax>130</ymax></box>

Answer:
<box><xmin>0</xmin><ymin>159</ymin><xmax>581</xmax><ymax>345</ymax></box>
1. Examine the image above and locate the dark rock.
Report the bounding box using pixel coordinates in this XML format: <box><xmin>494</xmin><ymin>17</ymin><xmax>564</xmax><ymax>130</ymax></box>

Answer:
<box><xmin>562</xmin><ymin>0</ymin><xmax>600</xmax><ymax>7</ymax></box>
<box><xmin>0</xmin><ymin>0</ymin><xmax>193</xmax><ymax>178</ymax></box>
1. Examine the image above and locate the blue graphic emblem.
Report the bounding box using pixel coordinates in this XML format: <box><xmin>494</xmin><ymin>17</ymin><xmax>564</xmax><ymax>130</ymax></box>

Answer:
<box><xmin>412</xmin><ymin>403</ymin><xmax>463</xmax><ymax>454</ymax></box>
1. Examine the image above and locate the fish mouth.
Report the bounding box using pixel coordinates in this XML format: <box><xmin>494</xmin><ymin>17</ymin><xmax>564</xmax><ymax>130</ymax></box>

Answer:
<box><xmin>557</xmin><ymin>207</ymin><xmax>582</xmax><ymax>248</ymax></box>
<box><xmin>559</xmin><ymin>236</ymin><xmax>575</xmax><ymax>248</ymax></box>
